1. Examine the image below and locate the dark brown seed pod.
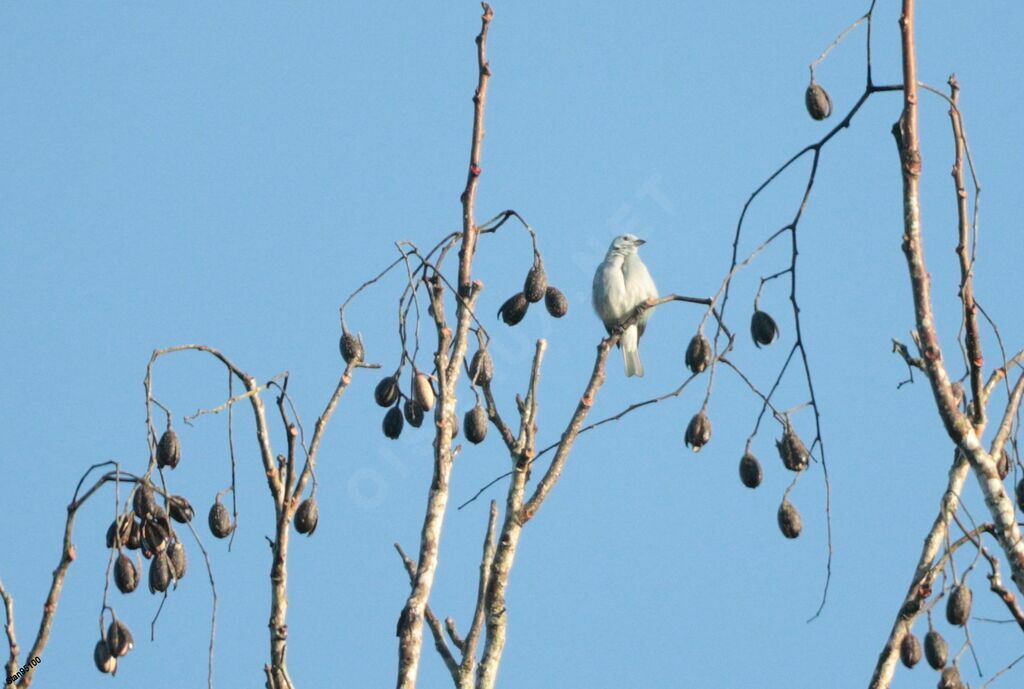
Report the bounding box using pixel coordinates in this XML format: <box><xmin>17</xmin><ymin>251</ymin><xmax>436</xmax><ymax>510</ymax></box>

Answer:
<box><xmin>524</xmin><ymin>259</ymin><xmax>548</xmax><ymax>303</ymax></box>
<box><xmin>464</xmin><ymin>405</ymin><xmax>488</xmax><ymax>445</ymax></box>
<box><xmin>777</xmin><ymin>499</ymin><xmax>802</xmax><ymax>539</ymax></box>
<box><xmin>106</xmin><ymin>513</ymin><xmax>134</xmax><ymax>549</ymax></box>
<box><xmin>685</xmin><ymin>333</ymin><xmax>712</xmax><ymax>374</ymax></box>
<box><xmin>997</xmin><ymin>448</ymin><xmax>1011</xmax><ymax>480</ymax></box>
<box><xmin>168</xmin><ymin>495</ymin><xmax>194</xmax><ymax>524</ymax></box>
<box><xmin>924</xmin><ymin>629</ymin><xmax>948</xmax><ymax>669</ymax></box>
<box><xmin>498</xmin><ymin>293</ymin><xmax>529</xmax><ymax>326</ymax></box>
<box><xmin>900</xmin><ymin>631</ymin><xmax>922</xmax><ymax>668</ymax></box>
<box><xmin>776</xmin><ymin>424</ymin><xmax>810</xmax><ymax>472</ymax></box>
<box><xmin>126</xmin><ymin>519</ymin><xmax>143</xmax><ymax>550</ymax></box>
<box><xmin>340</xmin><ymin>331</ymin><xmax>364</xmax><ymax>364</ymax></box>
<box><xmin>1015</xmin><ymin>477</ymin><xmax>1024</xmax><ymax>512</ymax></box>
<box><xmin>374</xmin><ymin>375</ymin><xmax>400</xmax><ymax>408</ymax></box>
<box><xmin>208</xmin><ymin>500</ymin><xmax>233</xmax><ymax>539</ymax></box>
<box><xmin>739</xmin><ymin>452</ymin><xmax>763</xmax><ymax>489</ymax></box>
<box><xmin>946</xmin><ymin>583</ymin><xmax>972</xmax><ymax>626</ymax></box>
<box><xmin>938</xmin><ymin>666</ymin><xmax>962</xmax><ymax>689</ymax></box>
<box><xmin>149</xmin><ymin>551</ymin><xmax>172</xmax><ymax>593</ymax></box>
<box><xmin>449</xmin><ymin>412</ymin><xmax>460</xmax><ymax>439</ymax></box>
<box><xmin>157</xmin><ymin>428</ymin><xmax>180</xmax><ymax>469</ymax></box>
<box><xmin>168</xmin><ymin>541</ymin><xmax>187</xmax><ymax>580</ymax></box>
<box><xmin>295</xmin><ymin>496</ymin><xmax>319</xmax><ymax>536</ymax></box>
<box><xmin>469</xmin><ymin>349</ymin><xmax>494</xmax><ymax>385</ymax></box>
<box><xmin>805</xmin><ymin>81</ymin><xmax>833</xmax><ymax>120</ymax></box>
<box><xmin>544</xmin><ymin>286</ymin><xmax>568</xmax><ymax>318</ymax></box>
<box><xmin>142</xmin><ymin>518</ymin><xmax>170</xmax><ymax>555</ymax></box>
<box><xmin>106</xmin><ymin>619</ymin><xmax>134</xmax><ymax>658</ymax></box>
<box><xmin>383</xmin><ymin>406</ymin><xmax>404</xmax><ymax>439</ymax></box>
<box><xmin>403</xmin><ymin>398</ymin><xmax>424</xmax><ymax>428</ymax></box>
<box><xmin>684</xmin><ymin>411</ymin><xmax>712</xmax><ymax>452</ymax></box>
<box><xmin>94</xmin><ymin>639</ymin><xmax>116</xmax><ymax>674</ymax></box>
<box><xmin>750</xmin><ymin>309</ymin><xmax>779</xmax><ymax>347</ymax></box>
<box><xmin>133</xmin><ymin>483</ymin><xmax>159</xmax><ymax>520</ymax></box>
<box><xmin>412</xmin><ymin>372</ymin><xmax>436</xmax><ymax>411</ymax></box>
<box><xmin>114</xmin><ymin>554</ymin><xmax>138</xmax><ymax>594</ymax></box>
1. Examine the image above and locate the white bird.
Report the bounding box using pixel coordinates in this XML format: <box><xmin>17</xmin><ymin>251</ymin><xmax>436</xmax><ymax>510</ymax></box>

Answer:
<box><xmin>592</xmin><ymin>234</ymin><xmax>659</xmax><ymax>377</ymax></box>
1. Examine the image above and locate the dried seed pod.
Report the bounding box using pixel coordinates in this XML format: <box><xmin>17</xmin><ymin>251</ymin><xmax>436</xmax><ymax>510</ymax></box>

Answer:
<box><xmin>149</xmin><ymin>551</ymin><xmax>172</xmax><ymax>593</ymax></box>
<box><xmin>168</xmin><ymin>541</ymin><xmax>187</xmax><ymax>580</ymax></box>
<box><xmin>776</xmin><ymin>424</ymin><xmax>810</xmax><ymax>472</ymax></box>
<box><xmin>208</xmin><ymin>500</ymin><xmax>233</xmax><ymax>539</ymax></box>
<box><xmin>685</xmin><ymin>333</ymin><xmax>712</xmax><ymax>374</ymax></box>
<box><xmin>449</xmin><ymin>411</ymin><xmax>460</xmax><ymax>439</ymax></box>
<box><xmin>295</xmin><ymin>496</ymin><xmax>319</xmax><ymax>536</ymax></box>
<box><xmin>900</xmin><ymin>631</ymin><xmax>922</xmax><ymax>668</ymax></box>
<box><xmin>94</xmin><ymin>639</ymin><xmax>116</xmax><ymax>674</ymax></box>
<box><xmin>132</xmin><ymin>483</ymin><xmax>159</xmax><ymax>520</ymax></box>
<box><xmin>157</xmin><ymin>428</ymin><xmax>180</xmax><ymax>469</ymax></box>
<box><xmin>340</xmin><ymin>331</ymin><xmax>364</xmax><ymax>364</ymax></box>
<box><xmin>544</xmin><ymin>286</ymin><xmax>568</xmax><ymax>318</ymax></box>
<box><xmin>374</xmin><ymin>375</ymin><xmax>400</xmax><ymax>408</ymax></box>
<box><xmin>684</xmin><ymin>411</ymin><xmax>712</xmax><ymax>452</ymax></box>
<box><xmin>498</xmin><ymin>293</ymin><xmax>529</xmax><ymax>326</ymax></box>
<box><xmin>739</xmin><ymin>452</ymin><xmax>763</xmax><ymax>489</ymax></box>
<box><xmin>126</xmin><ymin>519</ymin><xmax>143</xmax><ymax>551</ymax></box>
<box><xmin>106</xmin><ymin>513</ymin><xmax>134</xmax><ymax>549</ymax></box>
<box><xmin>469</xmin><ymin>349</ymin><xmax>494</xmax><ymax>385</ymax></box>
<box><xmin>383</xmin><ymin>406</ymin><xmax>404</xmax><ymax>439</ymax></box>
<box><xmin>106</xmin><ymin>619</ymin><xmax>134</xmax><ymax>658</ymax></box>
<box><xmin>142</xmin><ymin>518</ymin><xmax>170</xmax><ymax>555</ymax></box>
<box><xmin>938</xmin><ymin>666</ymin><xmax>962</xmax><ymax>689</ymax></box>
<box><xmin>1017</xmin><ymin>477</ymin><xmax>1024</xmax><ymax>512</ymax></box>
<box><xmin>750</xmin><ymin>309</ymin><xmax>779</xmax><ymax>347</ymax></box>
<box><xmin>777</xmin><ymin>499</ymin><xmax>802</xmax><ymax>539</ymax></box>
<box><xmin>805</xmin><ymin>81</ymin><xmax>833</xmax><ymax>120</ymax></box>
<box><xmin>924</xmin><ymin>629</ymin><xmax>948</xmax><ymax>669</ymax></box>
<box><xmin>168</xmin><ymin>495</ymin><xmax>194</xmax><ymax>524</ymax></box>
<box><xmin>524</xmin><ymin>259</ymin><xmax>548</xmax><ymax>303</ymax></box>
<box><xmin>114</xmin><ymin>554</ymin><xmax>138</xmax><ymax>594</ymax></box>
<box><xmin>997</xmin><ymin>448</ymin><xmax>1011</xmax><ymax>480</ymax></box>
<box><xmin>412</xmin><ymin>372</ymin><xmax>436</xmax><ymax>411</ymax></box>
<box><xmin>403</xmin><ymin>398</ymin><xmax>424</xmax><ymax>428</ymax></box>
<box><xmin>946</xmin><ymin>583</ymin><xmax>972</xmax><ymax>626</ymax></box>
<box><xmin>464</xmin><ymin>405</ymin><xmax>488</xmax><ymax>445</ymax></box>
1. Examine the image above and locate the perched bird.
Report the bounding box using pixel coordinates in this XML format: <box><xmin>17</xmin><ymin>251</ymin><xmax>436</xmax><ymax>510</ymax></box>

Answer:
<box><xmin>592</xmin><ymin>234</ymin><xmax>659</xmax><ymax>377</ymax></box>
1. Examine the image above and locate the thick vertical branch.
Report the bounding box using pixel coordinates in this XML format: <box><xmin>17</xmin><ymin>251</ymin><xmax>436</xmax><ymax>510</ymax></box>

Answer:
<box><xmin>266</xmin><ymin>510</ymin><xmax>293</xmax><ymax>689</ymax></box>
<box><xmin>458</xmin><ymin>501</ymin><xmax>499</xmax><ymax>688</ymax></box>
<box><xmin>396</xmin><ymin>8</ymin><xmax>494</xmax><ymax>688</ymax></box>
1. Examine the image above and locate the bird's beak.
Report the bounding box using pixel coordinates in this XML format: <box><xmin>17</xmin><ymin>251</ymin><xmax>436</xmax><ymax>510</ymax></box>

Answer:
<box><xmin>634</xmin><ymin>238</ymin><xmax>646</xmax><ymax>246</ymax></box>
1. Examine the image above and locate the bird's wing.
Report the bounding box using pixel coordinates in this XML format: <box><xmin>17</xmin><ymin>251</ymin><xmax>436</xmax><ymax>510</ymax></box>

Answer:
<box><xmin>592</xmin><ymin>256</ymin><xmax>627</xmax><ymax>334</ymax></box>
<box><xmin>623</xmin><ymin>255</ymin><xmax>659</xmax><ymax>337</ymax></box>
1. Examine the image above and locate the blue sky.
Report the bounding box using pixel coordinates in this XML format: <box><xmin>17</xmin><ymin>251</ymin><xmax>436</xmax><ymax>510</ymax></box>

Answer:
<box><xmin>2</xmin><ymin>2</ymin><xmax>1023</xmax><ymax>688</ymax></box>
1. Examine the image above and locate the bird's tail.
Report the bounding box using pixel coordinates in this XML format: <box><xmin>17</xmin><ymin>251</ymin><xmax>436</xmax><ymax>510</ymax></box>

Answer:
<box><xmin>621</xmin><ymin>325</ymin><xmax>644</xmax><ymax>377</ymax></box>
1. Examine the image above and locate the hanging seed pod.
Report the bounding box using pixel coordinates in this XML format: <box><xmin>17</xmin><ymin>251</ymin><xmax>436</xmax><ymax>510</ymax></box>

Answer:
<box><xmin>156</xmin><ymin>428</ymin><xmax>180</xmax><ymax>469</ymax></box>
<box><xmin>544</xmin><ymin>286</ymin><xmax>568</xmax><ymax>318</ymax></box>
<box><xmin>383</xmin><ymin>406</ymin><xmax>404</xmax><ymax>439</ymax></box>
<box><xmin>684</xmin><ymin>411</ymin><xmax>712</xmax><ymax>452</ymax></box>
<box><xmin>133</xmin><ymin>483</ymin><xmax>159</xmax><ymax>520</ymax></box>
<box><xmin>106</xmin><ymin>513</ymin><xmax>133</xmax><ymax>549</ymax></box>
<box><xmin>739</xmin><ymin>452</ymin><xmax>763</xmax><ymax>489</ymax></box>
<box><xmin>168</xmin><ymin>541</ymin><xmax>187</xmax><ymax>580</ymax></box>
<box><xmin>1015</xmin><ymin>477</ymin><xmax>1024</xmax><ymax>512</ymax></box>
<box><xmin>469</xmin><ymin>349</ymin><xmax>494</xmax><ymax>385</ymax></box>
<box><xmin>413</xmin><ymin>372</ymin><xmax>436</xmax><ymax>411</ymax></box>
<box><xmin>114</xmin><ymin>554</ymin><xmax>138</xmax><ymax>594</ymax></box>
<box><xmin>937</xmin><ymin>666</ymin><xmax>962</xmax><ymax>689</ymax></box>
<box><xmin>126</xmin><ymin>519</ymin><xmax>143</xmax><ymax>550</ymax></box>
<box><xmin>776</xmin><ymin>424</ymin><xmax>810</xmax><ymax>472</ymax></box>
<box><xmin>900</xmin><ymin>631</ymin><xmax>922</xmax><ymax>668</ymax></box>
<box><xmin>93</xmin><ymin>639</ymin><xmax>116</xmax><ymax>674</ymax></box>
<box><xmin>208</xmin><ymin>500</ymin><xmax>233</xmax><ymax>539</ymax></box>
<box><xmin>498</xmin><ymin>293</ymin><xmax>529</xmax><ymax>326</ymax></box>
<box><xmin>168</xmin><ymin>495</ymin><xmax>194</xmax><ymax>524</ymax></box>
<box><xmin>750</xmin><ymin>310</ymin><xmax>779</xmax><ymax>347</ymax></box>
<box><xmin>524</xmin><ymin>258</ymin><xmax>548</xmax><ymax>303</ymax></box>
<box><xmin>142</xmin><ymin>518</ymin><xmax>170</xmax><ymax>555</ymax></box>
<box><xmin>946</xmin><ymin>583</ymin><xmax>972</xmax><ymax>626</ymax></box>
<box><xmin>106</xmin><ymin>619</ymin><xmax>134</xmax><ymax>658</ymax></box>
<box><xmin>464</xmin><ymin>405</ymin><xmax>488</xmax><ymax>445</ymax></box>
<box><xmin>449</xmin><ymin>412</ymin><xmax>460</xmax><ymax>439</ymax></box>
<box><xmin>997</xmin><ymin>448</ymin><xmax>1011</xmax><ymax>480</ymax></box>
<box><xmin>374</xmin><ymin>375</ymin><xmax>400</xmax><ymax>408</ymax></box>
<box><xmin>685</xmin><ymin>333</ymin><xmax>712</xmax><ymax>374</ymax></box>
<box><xmin>924</xmin><ymin>629</ymin><xmax>948</xmax><ymax>669</ymax></box>
<box><xmin>339</xmin><ymin>331</ymin><xmax>364</xmax><ymax>364</ymax></box>
<box><xmin>149</xmin><ymin>552</ymin><xmax>172</xmax><ymax>593</ymax></box>
<box><xmin>295</xmin><ymin>496</ymin><xmax>319</xmax><ymax>536</ymax></box>
<box><xmin>777</xmin><ymin>499</ymin><xmax>802</xmax><ymax>539</ymax></box>
<box><xmin>403</xmin><ymin>398</ymin><xmax>424</xmax><ymax>428</ymax></box>
<box><xmin>805</xmin><ymin>81</ymin><xmax>833</xmax><ymax>120</ymax></box>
